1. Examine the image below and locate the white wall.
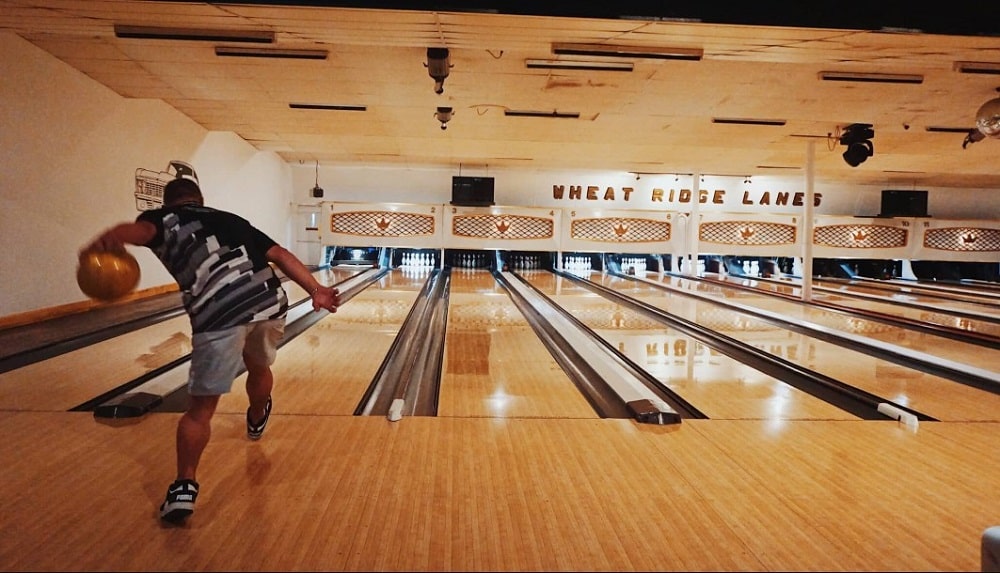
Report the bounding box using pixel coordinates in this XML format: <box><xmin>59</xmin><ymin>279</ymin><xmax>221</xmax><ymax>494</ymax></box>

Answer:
<box><xmin>290</xmin><ymin>163</ymin><xmax>996</xmax><ymax>219</ymax></box>
<box><xmin>0</xmin><ymin>33</ymin><xmax>292</xmax><ymax>319</ymax></box>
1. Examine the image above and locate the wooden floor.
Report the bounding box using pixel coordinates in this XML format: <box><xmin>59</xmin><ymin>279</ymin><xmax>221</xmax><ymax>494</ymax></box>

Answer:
<box><xmin>0</xmin><ymin>268</ymin><xmax>998</xmax><ymax>572</ymax></box>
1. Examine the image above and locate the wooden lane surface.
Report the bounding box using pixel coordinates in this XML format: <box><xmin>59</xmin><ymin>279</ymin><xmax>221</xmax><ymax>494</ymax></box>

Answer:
<box><xmin>215</xmin><ymin>268</ymin><xmax>423</xmax><ymax>417</ymax></box>
<box><xmin>813</xmin><ymin>280</ymin><xmax>1000</xmax><ymax>318</ymax></box>
<box><xmin>622</xmin><ymin>274</ymin><xmax>1000</xmax><ymax>421</ymax></box>
<box><xmin>0</xmin><ymin>316</ymin><xmax>193</xmax><ymax>410</ymax></box>
<box><xmin>673</xmin><ymin>274</ymin><xmax>1000</xmax><ymax>366</ymax></box>
<box><xmin>720</xmin><ymin>275</ymin><xmax>1000</xmax><ymax>337</ymax></box>
<box><xmin>437</xmin><ymin>269</ymin><xmax>599</xmax><ymax>419</ymax></box>
<box><xmin>0</xmin><ymin>290</ymin><xmax>182</xmax><ymax>360</ymax></box>
<box><xmin>0</xmin><ymin>267</ymin><xmax>358</xmax><ymax>412</ymax></box>
<box><xmin>522</xmin><ymin>271</ymin><xmax>860</xmax><ymax>421</ymax></box>
<box><xmin>1</xmin><ymin>409</ymin><xmax>996</xmax><ymax>571</ymax></box>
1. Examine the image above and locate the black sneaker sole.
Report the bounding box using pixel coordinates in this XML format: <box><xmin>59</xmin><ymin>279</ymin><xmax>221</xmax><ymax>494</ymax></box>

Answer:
<box><xmin>160</xmin><ymin>505</ymin><xmax>194</xmax><ymax>523</ymax></box>
<box><xmin>247</xmin><ymin>396</ymin><xmax>272</xmax><ymax>440</ymax></box>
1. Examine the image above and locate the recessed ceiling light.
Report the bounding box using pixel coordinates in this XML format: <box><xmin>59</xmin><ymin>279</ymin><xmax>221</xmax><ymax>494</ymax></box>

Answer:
<box><xmin>712</xmin><ymin>118</ymin><xmax>787</xmax><ymax>126</ymax></box>
<box><xmin>525</xmin><ymin>59</ymin><xmax>633</xmax><ymax>71</ymax></box>
<box><xmin>504</xmin><ymin>109</ymin><xmax>581</xmax><ymax>118</ymax></box>
<box><xmin>953</xmin><ymin>61</ymin><xmax>1000</xmax><ymax>75</ymax></box>
<box><xmin>289</xmin><ymin>103</ymin><xmax>367</xmax><ymax>111</ymax></box>
<box><xmin>114</xmin><ymin>24</ymin><xmax>274</xmax><ymax>43</ymax></box>
<box><xmin>925</xmin><ymin>126</ymin><xmax>975</xmax><ymax>133</ymax></box>
<box><xmin>819</xmin><ymin>71</ymin><xmax>923</xmax><ymax>84</ymax></box>
<box><xmin>215</xmin><ymin>46</ymin><xmax>327</xmax><ymax>60</ymax></box>
<box><xmin>552</xmin><ymin>42</ymin><xmax>702</xmax><ymax>61</ymax></box>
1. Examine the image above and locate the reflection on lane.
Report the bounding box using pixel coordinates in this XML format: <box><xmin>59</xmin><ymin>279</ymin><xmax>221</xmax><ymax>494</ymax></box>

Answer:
<box><xmin>716</xmin><ymin>274</ymin><xmax>1000</xmax><ymax>334</ymax></box>
<box><xmin>593</xmin><ymin>271</ymin><xmax>1000</xmax><ymax>422</ymax></box>
<box><xmin>438</xmin><ymin>269</ymin><xmax>599</xmax><ymax>419</ymax></box>
<box><xmin>650</xmin><ymin>274</ymin><xmax>1000</xmax><ymax>372</ymax></box>
<box><xmin>520</xmin><ymin>271</ymin><xmax>859</xmax><ymax>422</ymax></box>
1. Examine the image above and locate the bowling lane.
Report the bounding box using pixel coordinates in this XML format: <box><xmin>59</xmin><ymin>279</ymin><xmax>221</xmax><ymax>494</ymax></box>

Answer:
<box><xmin>663</xmin><ymin>274</ymin><xmax>1000</xmax><ymax>371</ymax></box>
<box><xmin>816</xmin><ymin>277</ymin><xmax>1000</xmax><ymax>307</ymax></box>
<box><xmin>437</xmin><ymin>269</ymin><xmax>599</xmax><ymax>419</ymax></box>
<box><xmin>597</xmin><ymin>272</ymin><xmax>1000</xmax><ymax>422</ymax></box>
<box><xmin>717</xmin><ymin>275</ymin><xmax>1000</xmax><ymax>337</ymax></box>
<box><xmin>0</xmin><ymin>267</ymin><xmax>359</xmax><ymax>412</ymax></box>
<box><xmin>0</xmin><ymin>315</ymin><xmax>193</xmax><ymax>411</ymax></box>
<box><xmin>218</xmin><ymin>267</ymin><xmax>424</xmax><ymax>417</ymax></box>
<box><xmin>519</xmin><ymin>271</ymin><xmax>859</xmax><ymax>421</ymax></box>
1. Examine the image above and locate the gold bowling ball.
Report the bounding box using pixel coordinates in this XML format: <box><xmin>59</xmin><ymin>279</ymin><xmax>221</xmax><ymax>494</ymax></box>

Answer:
<box><xmin>77</xmin><ymin>250</ymin><xmax>141</xmax><ymax>302</ymax></box>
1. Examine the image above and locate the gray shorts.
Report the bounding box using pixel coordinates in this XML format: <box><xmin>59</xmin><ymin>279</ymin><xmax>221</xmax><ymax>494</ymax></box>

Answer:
<box><xmin>187</xmin><ymin>319</ymin><xmax>285</xmax><ymax>396</ymax></box>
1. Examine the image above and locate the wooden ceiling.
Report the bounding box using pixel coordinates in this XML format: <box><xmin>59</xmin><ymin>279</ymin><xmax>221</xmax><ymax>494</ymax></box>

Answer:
<box><xmin>3</xmin><ymin>0</ymin><xmax>1000</xmax><ymax>188</ymax></box>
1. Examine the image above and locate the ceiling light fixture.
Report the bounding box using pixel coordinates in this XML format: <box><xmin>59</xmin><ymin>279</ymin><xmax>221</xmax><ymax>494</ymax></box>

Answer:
<box><xmin>311</xmin><ymin>160</ymin><xmax>324</xmax><ymax>198</ymax></box>
<box><xmin>114</xmin><ymin>24</ymin><xmax>274</xmax><ymax>43</ymax></box>
<box><xmin>925</xmin><ymin>126</ymin><xmax>976</xmax><ymax>133</ymax></box>
<box><xmin>839</xmin><ymin>123</ymin><xmax>875</xmax><ymax>167</ymax></box>
<box><xmin>756</xmin><ymin>165</ymin><xmax>802</xmax><ymax>170</ymax></box>
<box><xmin>961</xmin><ymin>88</ymin><xmax>1000</xmax><ymax>148</ymax></box>
<box><xmin>953</xmin><ymin>61</ymin><xmax>1000</xmax><ymax>75</ymax></box>
<box><xmin>215</xmin><ymin>46</ymin><xmax>328</xmax><ymax>59</ymax></box>
<box><xmin>503</xmin><ymin>109</ymin><xmax>581</xmax><ymax>119</ymax></box>
<box><xmin>288</xmin><ymin>103</ymin><xmax>366</xmax><ymax>111</ymax></box>
<box><xmin>975</xmin><ymin>92</ymin><xmax>1000</xmax><ymax>138</ymax></box>
<box><xmin>712</xmin><ymin>117</ymin><xmax>787</xmax><ymax>126</ymax></box>
<box><xmin>525</xmin><ymin>59</ymin><xmax>634</xmax><ymax>72</ymax></box>
<box><xmin>819</xmin><ymin>71</ymin><xmax>923</xmax><ymax>84</ymax></box>
<box><xmin>552</xmin><ymin>42</ymin><xmax>702</xmax><ymax>61</ymax></box>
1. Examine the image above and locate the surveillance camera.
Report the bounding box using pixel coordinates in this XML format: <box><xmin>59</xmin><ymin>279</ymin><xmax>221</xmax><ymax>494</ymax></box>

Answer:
<box><xmin>426</xmin><ymin>47</ymin><xmax>451</xmax><ymax>95</ymax></box>
<box><xmin>435</xmin><ymin>106</ymin><xmax>453</xmax><ymax>130</ymax></box>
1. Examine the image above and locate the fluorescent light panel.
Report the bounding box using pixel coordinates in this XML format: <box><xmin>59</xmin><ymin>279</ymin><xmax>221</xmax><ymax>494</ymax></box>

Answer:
<box><xmin>114</xmin><ymin>24</ymin><xmax>274</xmax><ymax>43</ymax></box>
<box><xmin>925</xmin><ymin>126</ymin><xmax>974</xmax><ymax>133</ymax></box>
<box><xmin>525</xmin><ymin>59</ymin><xmax>633</xmax><ymax>71</ymax></box>
<box><xmin>819</xmin><ymin>71</ymin><xmax>923</xmax><ymax>84</ymax></box>
<box><xmin>712</xmin><ymin>117</ymin><xmax>787</xmax><ymax>126</ymax></box>
<box><xmin>504</xmin><ymin>109</ymin><xmax>580</xmax><ymax>118</ymax></box>
<box><xmin>215</xmin><ymin>46</ymin><xmax>328</xmax><ymax>60</ymax></box>
<box><xmin>552</xmin><ymin>42</ymin><xmax>702</xmax><ymax>61</ymax></box>
<box><xmin>289</xmin><ymin>103</ymin><xmax>367</xmax><ymax>111</ymax></box>
<box><xmin>953</xmin><ymin>61</ymin><xmax>1000</xmax><ymax>75</ymax></box>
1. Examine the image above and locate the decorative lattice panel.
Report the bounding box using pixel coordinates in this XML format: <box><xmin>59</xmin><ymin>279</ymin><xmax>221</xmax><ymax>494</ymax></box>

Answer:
<box><xmin>924</xmin><ymin>227</ymin><xmax>1000</xmax><ymax>252</ymax></box>
<box><xmin>331</xmin><ymin>211</ymin><xmax>435</xmax><ymax>237</ymax></box>
<box><xmin>570</xmin><ymin>217</ymin><xmax>671</xmax><ymax>243</ymax></box>
<box><xmin>700</xmin><ymin>221</ymin><xmax>796</xmax><ymax>246</ymax></box>
<box><xmin>452</xmin><ymin>214</ymin><xmax>553</xmax><ymax>240</ymax></box>
<box><xmin>813</xmin><ymin>224</ymin><xmax>907</xmax><ymax>249</ymax></box>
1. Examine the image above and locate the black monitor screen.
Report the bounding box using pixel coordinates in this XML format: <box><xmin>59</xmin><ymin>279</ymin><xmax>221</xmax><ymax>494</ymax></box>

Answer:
<box><xmin>451</xmin><ymin>176</ymin><xmax>495</xmax><ymax>206</ymax></box>
<box><xmin>880</xmin><ymin>190</ymin><xmax>928</xmax><ymax>217</ymax></box>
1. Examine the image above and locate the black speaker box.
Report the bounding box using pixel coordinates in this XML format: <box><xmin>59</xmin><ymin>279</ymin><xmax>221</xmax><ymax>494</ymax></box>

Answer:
<box><xmin>880</xmin><ymin>190</ymin><xmax>928</xmax><ymax>217</ymax></box>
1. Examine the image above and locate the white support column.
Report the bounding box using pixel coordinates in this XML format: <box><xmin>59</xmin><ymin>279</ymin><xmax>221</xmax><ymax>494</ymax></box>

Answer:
<box><xmin>688</xmin><ymin>172</ymin><xmax>701</xmax><ymax>276</ymax></box>
<box><xmin>801</xmin><ymin>141</ymin><xmax>816</xmax><ymax>301</ymax></box>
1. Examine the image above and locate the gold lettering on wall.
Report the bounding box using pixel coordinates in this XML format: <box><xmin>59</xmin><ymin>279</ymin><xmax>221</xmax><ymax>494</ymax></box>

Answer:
<box><xmin>554</xmin><ymin>184</ymin><xmax>821</xmax><ymax>209</ymax></box>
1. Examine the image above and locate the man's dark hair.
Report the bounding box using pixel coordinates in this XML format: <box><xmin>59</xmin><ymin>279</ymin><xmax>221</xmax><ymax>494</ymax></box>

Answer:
<box><xmin>163</xmin><ymin>177</ymin><xmax>204</xmax><ymax>206</ymax></box>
